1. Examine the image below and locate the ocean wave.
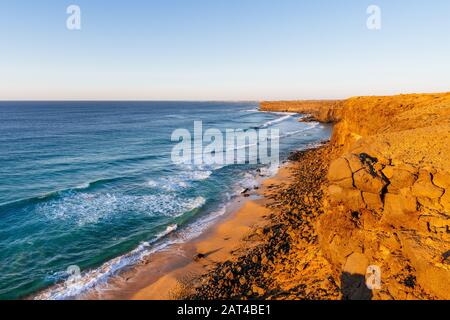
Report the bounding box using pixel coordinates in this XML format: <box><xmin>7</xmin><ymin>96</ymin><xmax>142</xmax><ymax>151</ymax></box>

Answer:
<box><xmin>0</xmin><ymin>176</ymin><xmax>129</xmax><ymax>210</ymax></box>
<box><xmin>35</xmin><ymin>224</ymin><xmax>179</xmax><ymax>300</ymax></box>
<box><xmin>258</xmin><ymin>164</ymin><xmax>280</xmax><ymax>177</ymax></box>
<box><xmin>35</xmin><ymin>197</ymin><xmax>231</xmax><ymax>301</ymax></box>
<box><xmin>260</xmin><ymin>110</ymin><xmax>298</xmax><ymax>116</ymax></box>
<box><xmin>74</xmin><ymin>182</ymin><xmax>91</xmax><ymax>190</ymax></box>
<box><xmin>240</xmin><ymin>172</ymin><xmax>260</xmax><ymax>190</ymax></box>
<box><xmin>259</xmin><ymin>114</ymin><xmax>293</xmax><ymax>129</ymax></box>
<box><xmin>147</xmin><ymin>170</ymin><xmax>213</xmax><ymax>192</ymax></box>
<box><xmin>224</xmin><ymin>123</ymin><xmax>318</xmax><ymax>152</ymax></box>
<box><xmin>176</xmin><ymin>206</ymin><xmax>228</xmax><ymax>242</ymax></box>
<box><xmin>72</xmin><ymin>176</ymin><xmax>126</xmax><ymax>190</ymax></box>
<box><xmin>35</xmin><ymin>197</ymin><xmax>230</xmax><ymax>300</ymax></box>
<box><xmin>279</xmin><ymin>122</ymin><xmax>320</xmax><ymax>138</ymax></box>
<box><xmin>36</xmin><ymin>193</ymin><xmax>206</xmax><ymax>227</ymax></box>
<box><xmin>182</xmin><ymin>170</ymin><xmax>212</xmax><ymax>181</ymax></box>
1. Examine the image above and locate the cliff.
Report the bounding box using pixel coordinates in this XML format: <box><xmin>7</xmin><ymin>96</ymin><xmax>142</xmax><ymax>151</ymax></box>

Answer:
<box><xmin>260</xmin><ymin>100</ymin><xmax>342</xmax><ymax>123</ymax></box>
<box><xmin>263</xmin><ymin>92</ymin><xmax>450</xmax><ymax>299</ymax></box>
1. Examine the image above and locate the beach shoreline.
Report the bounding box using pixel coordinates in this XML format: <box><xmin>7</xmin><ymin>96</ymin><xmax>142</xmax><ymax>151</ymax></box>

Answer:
<box><xmin>79</xmin><ymin>158</ymin><xmax>299</xmax><ymax>300</ymax></box>
<box><xmin>184</xmin><ymin>144</ymin><xmax>339</xmax><ymax>300</ymax></box>
<box><xmin>26</xmin><ymin>103</ymin><xmax>330</xmax><ymax>301</ymax></box>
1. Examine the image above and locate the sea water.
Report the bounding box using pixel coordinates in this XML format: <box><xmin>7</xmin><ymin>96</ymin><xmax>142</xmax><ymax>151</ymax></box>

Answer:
<box><xmin>0</xmin><ymin>101</ymin><xmax>331</xmax><ymax>299</ymax></box>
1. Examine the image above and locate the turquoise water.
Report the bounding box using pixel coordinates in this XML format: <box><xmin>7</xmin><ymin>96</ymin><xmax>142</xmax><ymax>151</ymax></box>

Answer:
<box><xmin>0</xmin><ymin>101</ymin><xmax>331</xmax><ymax>299</ymax></box>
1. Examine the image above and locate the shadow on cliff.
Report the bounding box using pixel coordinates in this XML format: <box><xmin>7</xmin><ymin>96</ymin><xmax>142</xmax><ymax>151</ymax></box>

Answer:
<box><xmin>340</xmin><ymin>272</ymin><xmax>373</xmax><ymax>300</ymax></box>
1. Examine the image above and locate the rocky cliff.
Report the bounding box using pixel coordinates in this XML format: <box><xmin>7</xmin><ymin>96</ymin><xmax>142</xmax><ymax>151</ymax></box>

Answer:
<box><xmin>260</xmin><ymin>100</ymin><xmax>342</xmax><ymax>123</ymax></box>
<box><xmin>263</xmin><ymin>93</ymin><xmax>450</xmax><ymax>299</ymax></box>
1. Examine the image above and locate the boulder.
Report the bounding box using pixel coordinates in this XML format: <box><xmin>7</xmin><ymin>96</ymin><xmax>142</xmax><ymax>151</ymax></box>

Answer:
<box><xmin>412</xmin><ymin>170</ymin><xmax>444</xmax><ymax>199</ymax></box>
<box><xmin>328</xmin><ymin>158</ymin><xmax>353</xmax><ymax>182</ymax></box>
<box><xmin>400</xmin><ymin>235</ymin><xmax>450</xmax><ymax>299</ymax></box>
<box><xmin>353</xmin><ymin>169</ymin><xmax>387</xmax><ymax>194</ymax></box>
<box><xmin>344</xmin><ymin>154</ymin><xmax>364</xmax><ymax>173</ymax></box>
<box><xmin>344</xmin><ymin>189</ymin><xmax>366</xmax><ymax>211</ymax></box>
<box><xmin>384</xmin><ymin>193</ymin><xmax>417</xmax><ymax>217</ymax></box>
<box><xmin>391</xmin><ymin>160</ymin><xmax>416</xmax><ymax>173</ymax></box>
<box><xmin>328</xmin><ymin>185</ymin><xmax>344</xmax><ymax>203</ymax></box>
<box><xmin>388</xmin><ymin>169</ymin><xmax>417</xmax><ymax>193</ymax></box>
<box><xmin>328</xmin><ymin>185</ymin><xmax>365</xmax><ymax>211</ymax></box>
<box><xmin>251</xmin><ymin>285</ymin><xmax>265</xmax><ymax>296</ymax></box>
<box><xmin>382</xmin><ymin>165</ymin><xmax>395</xmax><ymax>179</ymax></box>
<box><xmin>335</xmin><ymin>177</ymin><xmax>354</xmax><ymax>189</ymax></box>
<box><xmin>362</xmin><ymin>192</ymin><xmax>383</xmax><ymax>211</ymax></box>
<box><xmin>343</xmin><ymin>252</ymin><xmax>369</xmax><ymax>275</ymax></box>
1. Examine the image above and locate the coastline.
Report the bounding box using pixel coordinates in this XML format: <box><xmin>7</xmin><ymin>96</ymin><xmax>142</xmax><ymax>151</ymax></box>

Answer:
<box><xmin>175</xmin><ymin>92</ymin><xmax>450</xmax><ymax>300</ymax></box>
<box><xmin>30</xmin><ymin>92</ymin><xmax>450</xmax><ymax>300</ymax></box>
<box><xmin>27</xmin><ymin>104</ymin><xmax>329</xmax><ymax>301</ymax></box>
<box><xmin>80</xmin><ymin>161</ymin><xmax>297</xmax><ymax>300</ymax></box>
<box><xmin>184</xmin><ymin>144</ymin><xmax>339</xmax><ymax>299</ymax></box>
<box><xmin>195</xmin><ymin>92</ymin><xmax>449</xmax><ymax>300</ymax></box>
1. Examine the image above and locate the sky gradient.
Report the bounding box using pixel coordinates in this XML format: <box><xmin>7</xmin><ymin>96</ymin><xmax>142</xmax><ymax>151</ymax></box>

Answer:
<box><xmin>1</xmin><ymin>0</ymin><xmax>449</xmax><ymax>100</ymax></box>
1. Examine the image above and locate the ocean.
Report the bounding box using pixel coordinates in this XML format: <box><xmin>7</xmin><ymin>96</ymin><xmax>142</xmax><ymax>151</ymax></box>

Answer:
<box><xmin>0</xmin><ymin>101</ymin><xmax>331</xmax><ymax>299</ymax></box>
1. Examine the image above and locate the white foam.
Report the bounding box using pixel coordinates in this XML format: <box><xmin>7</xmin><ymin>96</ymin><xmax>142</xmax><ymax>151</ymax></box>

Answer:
<box><xmin>240</xmin><ymin>172</ymin><xmax>259</xmax><ymax>190</ymax></box>
<box><xmin>175</xmin><ymin>206</ymin><xmax>228</xmax><ymax>242</ymax></box>
<box><xmin>279</xmin><ymin>122</ymin><xmax>320</xmax><ymax>138</ymax></box>
<box><xmin>74</xmin><ymin>182</ymin><xmax>90</xmax><ymax>190</ymax></box>
<box><xmin>182</xmin><ymin>170</ymin><xmax>212</xmax><ymax>181</ymax></box>
<box><xmin>260</xmin><ymin>110</ymin><xmax>298</xmax><ymax>116</ymax></box>
<box><xmin>260</xmin><ymin>114</ymin><xmax>292</xmax><ymax>128</ymax></box>
<box><xmin>259</xmin><ymin>164</ymin><xmax>280</xmax><ymax>177</ymax></box>
<box><xmin>147</xmin><ymin>180</ymin><xmax>159</xmax><ymax>188</ymax></box>
<box><xmin>36</xmin><ymin>193</ymin><xmax>205</xmax><ymax>226</ymax></box>
<box><xmin>157</xmin><ymin>224</ymin><xmax>178</xmax><ymax>238</ymax></box>
<box><xmin>147</xmin><ymin>170</ymin><xmax>212</xmax><ymax>192</ymax></box>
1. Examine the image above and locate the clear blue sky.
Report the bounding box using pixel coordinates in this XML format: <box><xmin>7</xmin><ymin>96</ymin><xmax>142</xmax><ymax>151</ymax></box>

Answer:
<box><xmin>1</xmin><ymin>0</ymin><xmax>449</xmax><ymax>100</ymax></box>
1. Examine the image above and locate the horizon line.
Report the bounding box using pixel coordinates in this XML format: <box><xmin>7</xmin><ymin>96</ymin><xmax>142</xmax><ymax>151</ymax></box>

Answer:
<box><xmin>0</xmin><ymin>91</ymin><xmax>448</xmax><ymax>103</ymax></box>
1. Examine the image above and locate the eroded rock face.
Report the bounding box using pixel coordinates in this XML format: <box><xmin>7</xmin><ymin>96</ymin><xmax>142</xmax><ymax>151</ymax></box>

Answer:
<box><xmin>328</xmin><ymin>152</ymin><xmax>388</xmax><ymax>213</ymax></box>
<box><xmin>264</xmin><ymin>92</ymin><xmax>450</xmax><ymax>299</ymax></box>
<box><xmin>325</xmin><ymin>151</ymin><xmax>450</xmax><ymax>299</ymax></box>
<box><xmin>327</xmin><ymin>152</ymin><xmax>449</xmax><ymax>222</ymax></box>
